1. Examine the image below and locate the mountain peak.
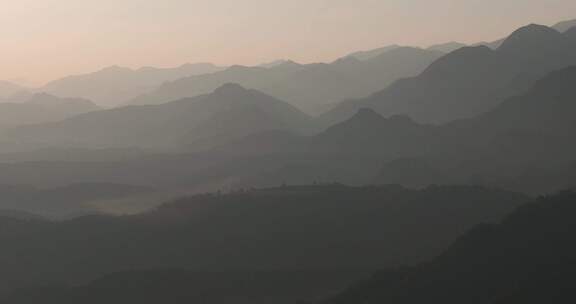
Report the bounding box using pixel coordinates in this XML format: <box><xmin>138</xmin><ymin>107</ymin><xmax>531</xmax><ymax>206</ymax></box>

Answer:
<box><xmin>422</xmin><ymin>45</ymin><xmax>495</xmax><ymax>76</ymax></box>
<box><xmin>515</xmin><ymin>23</ymin><xmax>557</xmax><ymax>34</ymax></box>
<box><xmin>212</xmin><ymin>83</ymin><xmax>250</xmax><ymax>96</ymax></box>
<box><xmin>332</xmin><ymin>56</ymin><xmax>361</xmax><ymax>65</ymax></box>
<box><xmin>498</xmin><ymin>24</ymin><xmax>562</xmax><ymax>52</ymax></box>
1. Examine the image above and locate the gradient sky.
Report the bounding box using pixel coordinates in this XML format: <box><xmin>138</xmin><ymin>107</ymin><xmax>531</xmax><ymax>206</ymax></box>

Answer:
<box><xmin>1</xmin><ymin>0</ymin><xmax>575</xmax><ymax>85</ymax></box>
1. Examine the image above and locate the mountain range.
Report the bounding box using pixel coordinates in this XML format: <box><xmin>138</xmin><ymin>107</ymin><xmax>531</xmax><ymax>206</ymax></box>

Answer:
<box><xmin>2</xmin><ymin>84</ymin><xmax>309</xmax><ymax>151</ymax></box>
<box><xmin>3</xmin><ymin>63</ymin><xmax>576</xmax><ymax>194</ymax></box>
<box><xmin>373</xmin><ymin>65</ymin><xmax>576</xmax><ymax>194</ymax></box>
<box><xmin>219</xmin><ymin>64</ymin><xmax>576</xmax><ymax>194</ymax></box>
<box><xmin>0</xmin><ymin>93</ymin><xmax>100</xmax><ymax>128</ymax></box>
<box><xmin>0</xmin><ymin>81</ymin><xmax>28</xmax><ymax>100</ymax></box>
<box><xmin>0</xmin><ymin>17</ymin><xmax>575</xmax><ymax>304</ymax></box>
<box><xmin>320</xmin><ymin>24</ymin><xmax>576</xmax><ymax>125</ymax></box>
<box><xmin>426</xmin><ymin>41</ymin><xmax>467</xmax><ymax>53</ymax></box>
<box><xmin>128</xmin><ymin>47</ymin><xmax>444</xmax><ymax>114</ymax></box>
<box><xmin>42</xmin><ymin>63</ymin><xmax>225</xmax><ymax>107</ymax></box>
<box><xmin>345</xmin><ymin>44</ymin><xmax>401</xmax><ymax>60</ymax></box>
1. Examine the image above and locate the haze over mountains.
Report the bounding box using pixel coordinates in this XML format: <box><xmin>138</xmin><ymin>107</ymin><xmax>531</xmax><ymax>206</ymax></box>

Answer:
<box><xmin>375</xmin><ymin>65</ymin><xmax>576</xmax><ymax>194</ymax></box>
<box><xmin>3</xmin><ymin>83</ymin><xmax>309</xmax><ymax>152</ymax></box>
<box><xmin>0</xmin><ymin>80</ymin><xmax>28</xmax><ymax>100</ymax></box>
<box><xmin>0</xmin><ymin>93</ymin><xmax>100</xmax><ymax>128</ymax></box>
<box><xmin>128</xmin><ymin>47</ymin><xmax>444</xmax><ymax>114</ymax></box>
<box><xmin>42</xmin><ymin>63</ymin><xmax>225</xmax><ymax>107</ymax></box>
<box><xmin>0</xmin><ymin>15</ymin><xmax>575</xmax><ymax>304</ymax></box>
<box><xmin>3</xmin><ymin>63</ymin><xmax>576</xmax><ymax>194</ymax></box>
<box><xmin>321</xmin><ymin>23</ymin><xmax>576</xmax><ymax>125</ymax></box>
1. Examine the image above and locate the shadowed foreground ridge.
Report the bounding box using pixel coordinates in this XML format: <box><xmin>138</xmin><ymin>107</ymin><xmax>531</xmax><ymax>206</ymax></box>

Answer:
<box><xmin>325</xmin><ymin>190</ymin><xmax>576</xmax><ymax>304</ymax></box>
<box><xmin>0</xmin><ymin>185</ymin><xmax>527</xmax><ymax>302</ymax></box>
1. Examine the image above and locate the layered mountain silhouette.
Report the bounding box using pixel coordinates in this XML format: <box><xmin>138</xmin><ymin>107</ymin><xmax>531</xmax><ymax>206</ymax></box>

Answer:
<box><xmin>43</xmin><ymin>63</ymin><xmax>224</xmax><ymax>107</ymax></box>
<box><xmin>427</xmin><ymin>41</ymin><xmax>467</xmax><ymax>53</ymax></box>
<box><xmin>3</xmin><ymin>84</ymin><xmax>309</xmax><ymax>151</ymax></box>
<box><xmin>129</xmin><ymin>63</ymin><xmax>302</xmax><ymax>106</ymax></box>
<box><xmin>0</xmin><ymin>80</ymin><xmax>28</xmax><ymax>100</ymax></box>
<box><xmin>129</xmin><ymin>47</ymin><xmax>443</xmax><ymax>113</ymax></box>
<box><xmin>474</xmin><ymin>18</ymin><xmax>576</xmax><ymax>50</ymax></box>
<box><xmin>312</xmin><ymin>108</ymin><xmax>434</xmax><ymax>157</ymax></box>
<box><xmin>0</xmin><ymin>185</ymin><xmax>526</xmax><ymax>298</ymax></box>
<box><xmin>0</xmin><ymin>93</ymin><xmax>100</xmax><ymax>128</ymax></box>
<box><xmin>376</xmin><ymin>66</ymin><xmax>576</xmax><ymax>193</ymax></box>
<box><xmin>445</xmin><ymin>65</ymin><xmax>576</xmax><ymax>162</ymax></box>
<box><xmin>258</xmin><ymin>59</ymin><xmax>292</xmax><ymax>68</ymax></box>
<box><xmin>552</xmin><ymin>18</ymin><xmax>576</xmax><ymax>32</ymax></box>
<box><xmin>344</xmin><ymin>44</ymin><xmax>401</xmax><ymax>60</ymax></box>
<box><xmin>321</xmin><ymin>24</ymin><xmax>576</xmax><ymax>125</ymax></box>
<box><xmin>325</xmin><ymin>190</ymin><xmax>576</xmax><ymax>304</ymax></box>
<box><xmin>3</xmin><ymin>64</ymin><xmax>576</xmax><ymax>194</ymax></box>
<box><xmin>237</xmin><ymin>65</ymin><xmax>576</xmax><ymax>193</ymax></box>
<box><xmin>0</xmin><ymin>15</ymin><xmax>575</xmax><ymax>304</ymax></box>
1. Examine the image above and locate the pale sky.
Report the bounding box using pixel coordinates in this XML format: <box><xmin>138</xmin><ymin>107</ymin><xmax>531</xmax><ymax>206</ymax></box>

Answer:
<box><xmin>1</xmin><ymin>0</ymin><xmax>575</xmax><ymax>85</ymax></box>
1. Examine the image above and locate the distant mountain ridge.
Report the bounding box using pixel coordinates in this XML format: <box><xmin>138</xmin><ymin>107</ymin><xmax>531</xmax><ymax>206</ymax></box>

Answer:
<box><xmin>43</xmin><ymin>63</ymin><xmax>225</xmax><ymax>107</ymax></box>
<box><xmin>128</xmin><ymin>47</ymin><xmax>443</xmax><ymax>113</ymax></box>
<box><xmin>427</xmin><ymin>42</ymin><xmax>467</xmax><ymax>53</ymax></box>
<box><xmin>373</xmin><ymin>65</ymin><xmax>576</xmax><ymax>193</ymax></box>
<box><xmin>234</xmin><ymin>65</ymin><xmax>576</xmax><ymax>194</ymax></box>
<box><xmin>344</xmin><ymin>44</ymin><xmax>401</xmax><ymax>60</ymax></box>
<box><xmin>321</xmin><ymin>23</ymin><xmax>576</xmax><ymax>125</ymax></box>
<box><xmin>0</xmin><ymin>80</ymin><xmax>28</xmax><ymax>100</ymax></box>
<box><xmin>552</xmin><ymin>18</ymin><xmax>576</xmax><ymax>32</ymax></box>
<box><xmin>0</xmin><ymin>93</ymin><xmax>100</xmax><ymax>128</ymax></box>
<box><xmin>3</xmin><ymin>84</ymin><xmax>310</xmax><ymax>151</ymax></box>
<box><xmin>312</xmin><ymin>108</ymin><xmax>434</xmax><ymax>157</ymax></box>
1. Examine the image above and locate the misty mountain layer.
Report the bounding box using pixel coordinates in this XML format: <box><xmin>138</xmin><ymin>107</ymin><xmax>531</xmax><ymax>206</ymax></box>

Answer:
<box><xmin>129</xmin><ymin>47</ymin><xmax>444</xmax><ymax>113</ymax></box>
<box><xmin>322</xmin><ymin>24</ymin><xmax>576</xmax><ymax>124</ymax></box>
<box><xmin>43</xmin><ymin>63</ymin><xmax>225</xmax><ymax>107</ymax></box>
